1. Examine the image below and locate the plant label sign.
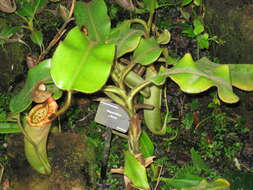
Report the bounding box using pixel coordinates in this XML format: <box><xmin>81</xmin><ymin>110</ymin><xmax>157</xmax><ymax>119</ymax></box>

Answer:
<box><xmin>95</xmin><ymin>101</ymin><xmax>130</xmax><ymax>133</ymax></box>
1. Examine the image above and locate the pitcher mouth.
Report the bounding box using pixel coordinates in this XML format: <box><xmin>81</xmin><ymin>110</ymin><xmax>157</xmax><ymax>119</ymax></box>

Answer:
<box><xmin>26</xmin><ymin>97</ymin><xmax>58</xmax><ymax>127</ymax></box>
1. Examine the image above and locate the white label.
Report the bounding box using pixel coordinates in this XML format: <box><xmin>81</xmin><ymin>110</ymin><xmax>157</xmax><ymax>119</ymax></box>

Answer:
<box><xmin>95</xmin><ymin>101</ymin><xmax>130</xmax><ymax>133</ymax></box>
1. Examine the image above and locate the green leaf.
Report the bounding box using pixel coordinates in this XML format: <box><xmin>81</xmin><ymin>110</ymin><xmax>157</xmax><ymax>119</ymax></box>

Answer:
<box><xmin>124</xmin><ymin>151</ymin><xmax>150</xmax><ymax>189</ymax></box>
<box><xmin>108</xmin><ymin>21</ymin><xmax>143</xmax><ymax>57</ymax></box>
<box><xmin>47</xmin><ymin>84</ymin><xmax>63</xmax><ymax>100</ymax></box>
<box><xmin>9</xmin><ymin>59</ymin><xmax>52</xmax><ymax>114</ymax></box>
<box><xmin>150</xmin><ymin>66</ymin><xmax>167</xmax><ymax>85</ymax></box>
<box><xmin>140</xmin><ymin>131</ymin><xmax>154</xmax><ymax>158</ymax></box>
<box><xmin>133</xmin><ymin>37</ymin><xmax>162</xmax><ymax>65</ymax></box>
<box><xmin>0</xmin><ymin>122</ymin><xmax>21</xmax><ymax>133</ymax></box>
<box><xmin>180</xmin><ymin>8</ymin><xmax>191</xmax><ymax>21</ymax></box>
<box><xmin>51</xmin><ymin>27</ymin><xmax>115</xmax><ymax>93</ymax></box>
<box><xmin>115</xmin><ymin>63</ymin><xmax>150</xmax><ymax>97</ymax></box>
<box><xmin>156</xmin><ymin>29</ymin><xmax>171</xmax><ymax>44</ymax></box>
<box><xmin>143</xmin><ymin>0</ymin><xmax>158</xmax><ymax>13</ymax></box>
<box><xmin>35</xmin><ymin>0</ymin><xmax>48</xmax><ymax>9</ymax></box>
<box><xmin>17</xmin><ymin>0</ymin><xmax>47</xmax><ymax>20</ymax></box>
<box><xmin>196</xmin><ymin>33</ymin><xmax>209</xmax><ymax>49</ymax></box>
<box><xmin>167</xmin><ymin>56</ymin><xmax>179</xmax><ymax>65</ymax></box>
<box><xmin>182</xmin><ymin>179</ymin><xmax>230</xmax><ymax>190</ymax></box>
<box><xmin>168</xmin><ymin>54</ymin><xmax>239</xmax><ymax>103</ymax></box>
<box><xmin>229</xmin><ymin>64</ymin><xmax>253</xmax><ymax>91</ymax></box>
<box><xmin>17</xmin><ymin>3</ymin><xmax>34</xmax><ymax>18</ymax></box>
<box><xmin>163</xmin><ymin>174</ymin><xmax>202</xmax><ymax>188</ymax></box>
<box><xmin>193</xmin><ymin>18</ymin><xmax>204</xmax><ymax>35</ymax></box>
<box><xmin>0</xmin><ymin>26</ymin><xmax>21</xmax><ymax>37</ymax></box>
<box><xmin>30</xmin><ymin>30</ymin><xmax>43</xmax><ymax>47</ymax></box>
<box><xmin>193</xmin><ymin>0</ymin><xmax>202</xmax><ymax>6</ymax></box>
<box><xmin>198</xmin><ymin>57</ymin><xmax>253</xmax><ymax>91</ymax></box>
<box><xmin>181</xmin><ymin>0</ymin><xmax>193</xmax><ymax>6</ymax></box>
<box><xmin>74</xmin><ymin>0</ymin><xmax>111</xmax><ymax>42</ymax></box>
<box><xmin>190</xmin><ymin>148</ymin><xmax>209</xmax><ymax>171</ymax></box>
<box><xmin>181</xmin><ymin>23</ymin><xmax>195</xmax><ymax>37</ymax></box>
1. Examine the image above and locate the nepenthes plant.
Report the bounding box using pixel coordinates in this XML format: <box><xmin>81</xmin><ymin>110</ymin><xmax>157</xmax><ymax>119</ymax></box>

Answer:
<box><xmin>1</xmin><ymin>0</ymin><xmax>253</xmax><ymax>189</ymax></box>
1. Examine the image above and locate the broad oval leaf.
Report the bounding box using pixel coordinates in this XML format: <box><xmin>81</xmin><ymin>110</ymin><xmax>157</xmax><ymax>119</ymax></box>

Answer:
<box><xmin>108</xmin><ymin>21</ymin><xmax>143</xmax><ymax>57</ymax></box>
<box><xmin>51</xmin><ymin>27</ymin><xmax>115</xmax><ymax>93</ymax></box>
<box><xmin>74</xmin><ymin>0</ymin><xmax>111</xmax><ymax>42</ymax></box>
<box><xmin>168</xmin><ymin>54</ymin><xmax>239</xmax><ymax>103</ymax></box>
<box><xmin>133</xmin><ymin>37</ymin><xmax>162</xmax><ymax>65</ymax></box>
<box><xmin>9</xmin><ymin>59</ymin><xmax>52</xmax><ymax>114</ymax></box>
<box><xmin>124</xmin><ymin>151</ymin><xmax>150</xmax><ymax>189</ymax></box>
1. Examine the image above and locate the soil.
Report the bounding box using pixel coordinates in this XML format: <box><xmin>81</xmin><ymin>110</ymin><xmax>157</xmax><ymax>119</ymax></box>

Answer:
<box><xmin>6</xmin><ymin>133</ymin><xmax>97</xmax><ymax>190</ymax></box>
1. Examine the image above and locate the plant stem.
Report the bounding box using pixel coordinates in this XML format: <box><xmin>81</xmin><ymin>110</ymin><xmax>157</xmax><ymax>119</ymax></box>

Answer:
<box><xmin>147</xmin><ymin>12</ymin><xmax>154</xmax><ymax>34</ymax></box>
<box><xmin>38</xmin><ymin>17</ymin><xmax>74</xmax><ymax>62</ymax></box>
<box><xmin>128</xmin><ymin>18</ymin><xmax>149</xmax><ymax>38</ymax></box>
<box><xmin>197</xmin><ymin>43</ymin><xmax>200</xmax><ymax>60</ymax></box>
<box><xmin>119</xmin><ymin>61</ymin><xmax>138</xmax><ymax>90</ymax></box>
<box><xmin>50</xmin><ymin>90</ymin><xmax>72</xmax><ymax>120</ymax></box>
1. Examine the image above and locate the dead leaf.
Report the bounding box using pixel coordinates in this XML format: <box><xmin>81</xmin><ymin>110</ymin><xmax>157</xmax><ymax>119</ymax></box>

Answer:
<box><xmin>0</xmin><ymin>0</ymin><xmax>16</xmax><ymax>13</ymax></box>
<box><xmin>32</xmin><ymin>81</ymin><xmax>52</xmax><ymax>103</ymax></box>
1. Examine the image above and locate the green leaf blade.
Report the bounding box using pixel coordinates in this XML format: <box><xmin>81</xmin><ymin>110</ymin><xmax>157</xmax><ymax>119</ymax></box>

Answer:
<box><xmin>51</xmin><ymin>27</ymin><xmax>115</xmax><ymax>93</ymax></box>
<box><xmin>181</xmin><ymin>179</ymin><xmax>230</xmax><ymax>190</ymax></box>
<box><xmin>109</xmin><ymin>21</ymin><xmax>143</xmax><ymax>57</ymax></box>
<box><xmin>168</xmin><ymin>54</ymin><xmax>239</xmax><ymax>103</ymax></box>
<box><xmin>143</xmin><ymin>0</ymin><xmax>158</xmax><ymax>13</ymax></box>
<box><xmin>9</xmin><ymin>59</ymin><xmax>52</xmax><ymax>114</ymax></box>
<box><xmin>163</xmin><ymin>174</ymin><xmax>202</xmax><ymax>188</ymax></box>
<box><xmin>181</xmin><ymin>0</ymin><xmax>193</xmax><ymax>6</ymax></box>
<box><xmin>194</xmin><ymin>0</ymin><xmax>202</xmax><ymax>6</ymax></box>
<box><xmin>133</xmin><ymin>38</ymin><xmax>162</xmax><ymax>65</ymax></box>
<box><xmin>30</xmin><ymin>30</ymin><xmax>43</xmax><ymax>47</ymax></box>
<box><xmin>229</xmin><ymin>64</ymin><xmax>253</xmax><ymax>91</ymax></box>
<box><xmin>74</xmin><ymin>0</ymin><xmax>111</xmax><ymax>42</ymax></box>
<box><xmin>140</xmin><ymin>131</ymin><xmax>154</xmax><ymax>158</ymax></box>
<box><xmin>124</xmin><ymin>151</ymin><xmax>150</xmax><ymax>189</ymax></box>
<box><xmin>193</xmin><ymin>18</ymin><xmax>204</xmax><ymax>35</ymax></box>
